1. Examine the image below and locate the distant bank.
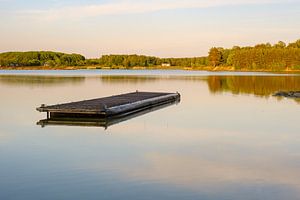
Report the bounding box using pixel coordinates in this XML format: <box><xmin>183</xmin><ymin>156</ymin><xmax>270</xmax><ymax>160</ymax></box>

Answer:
<box><xmin>1</xmin><ymin>39</ymin><xmax>299</xmax><ymax>72</ymax></box>
<box><xmin>1</xmin><ymin>66</ymin><xmax>299</xmax><ymax>74</ymax></box>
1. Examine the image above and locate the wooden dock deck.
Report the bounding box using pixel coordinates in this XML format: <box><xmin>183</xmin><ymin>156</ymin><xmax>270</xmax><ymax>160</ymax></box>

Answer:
<box><xmin>37</xmin><ymin>91</ymin><xmax>180</xmax><ymax>118</ymax></box>
<box><xmin>37</xmin><ymin>100</ymin><xmax>178</xmax><ymax>129</ymax></box>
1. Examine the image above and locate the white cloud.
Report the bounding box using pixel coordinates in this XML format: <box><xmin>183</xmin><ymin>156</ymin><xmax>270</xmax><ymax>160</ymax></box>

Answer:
<box><xmin>19</xmin><ymin>0</ymin><xmax>287</xmax><ymax>20</ymax></box>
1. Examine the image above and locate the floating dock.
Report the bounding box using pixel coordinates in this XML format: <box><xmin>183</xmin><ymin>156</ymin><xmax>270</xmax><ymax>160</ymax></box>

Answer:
<box><xmin>37</xmin><ymin>100</ymin><xmax>178</xmax><ymax>129</ymax></box>
<box><xmin>37</xmin><ymin>91</ymin><xmax>181</xmax><ymax>119</ymax></box>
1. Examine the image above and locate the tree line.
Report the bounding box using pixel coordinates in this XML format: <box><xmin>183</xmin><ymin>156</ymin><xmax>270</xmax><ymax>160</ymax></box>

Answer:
<box><xmin>0</xmin><ymin>39</ymin><xmax>299</xmax><ymax>70</ymax></box>
<box><xmin>0</xmin><ymin>51</ymin><xmax>85</xmax><ymax>67</ymax></box>
<box><xmin>208</xmin><ymin>39</ymin><xmax>300</xmax><ymax>70</ymax></box>
<box><xmin>86</xmin><ymin>55</ymin><xmax>208</xmax><ymax>68</ymax></box>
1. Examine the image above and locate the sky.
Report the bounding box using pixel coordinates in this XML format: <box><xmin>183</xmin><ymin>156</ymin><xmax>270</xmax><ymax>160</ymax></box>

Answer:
<box><xmin>0</xmin><ymin>0</ymin><xmax>299</xmax><ymax>58</ymax></box>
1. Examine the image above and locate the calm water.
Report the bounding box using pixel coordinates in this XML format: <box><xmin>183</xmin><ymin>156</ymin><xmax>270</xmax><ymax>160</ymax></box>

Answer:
<box><xmin>0</xmin><ymin>70</ymin><xmax>299</xmax><ymax>200</ymax></box>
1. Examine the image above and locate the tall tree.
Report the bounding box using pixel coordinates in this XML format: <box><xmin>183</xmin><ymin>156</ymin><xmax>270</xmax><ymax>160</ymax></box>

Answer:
<box><xmin>208</xmin><ymin>47</ymin><xmax>222</xmax><ymax>67</ymax></box>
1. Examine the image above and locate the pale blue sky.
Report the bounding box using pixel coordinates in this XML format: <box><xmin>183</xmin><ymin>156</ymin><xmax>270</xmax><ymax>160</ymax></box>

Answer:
<box><xmin>0</xmin><ymin>0</ymin><xmax>299</xmax><ymax>58</ymax></box>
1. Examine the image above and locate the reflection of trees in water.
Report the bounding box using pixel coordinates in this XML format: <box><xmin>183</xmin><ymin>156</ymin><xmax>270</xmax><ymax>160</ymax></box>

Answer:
<box><xmin>100</xmin><ymin>75</ymin><xmax>206</xmax><ymax>84</ymax></box>
<box><xmin>100</xmin><ymin>76</ymin><xmax>158</xmax><ymax>84</ymax></box>
<box><xmin>207</xmin><ymin>76</ymin><xmax>300</xmax><ymax>97</ymax></box>
<box><xmin>0</xmin><ymin>75</ymin><xmax>85</xmax><ymax>87</ymax></box>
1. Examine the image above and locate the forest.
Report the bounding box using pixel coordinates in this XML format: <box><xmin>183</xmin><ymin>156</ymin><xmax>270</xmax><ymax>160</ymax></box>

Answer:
<box><xmin>208</xmin><ymin>39</ymin><xmax>300</xmax><ymax>70</ymax></box>
<box><xmin>87</xmin><ymin>55</ymin><xmax>208</xmax><ymax>68</ymax></box>
<box><xmin>0</xmin><ymin>51</ymin><xmax>85</xmax><ymax>67</ymax></box>
<box><xmin>0</xmin><ymin>39</ymin><xmax>299</xmax><ymax>71</ymax></box>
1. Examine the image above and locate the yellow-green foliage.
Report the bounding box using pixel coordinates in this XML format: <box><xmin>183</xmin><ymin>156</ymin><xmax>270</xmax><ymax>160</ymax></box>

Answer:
<box><xmin>207</xmin><ymin>76</ymin><xmax>300</xmax><ymax>96</ymax></box>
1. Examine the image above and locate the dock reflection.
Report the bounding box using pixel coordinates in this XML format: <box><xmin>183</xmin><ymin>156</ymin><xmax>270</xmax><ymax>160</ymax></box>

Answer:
<box><xmin>37</xmin><ymin>100</ymin><xmax>180</xmax><ymax>129</ymax></box>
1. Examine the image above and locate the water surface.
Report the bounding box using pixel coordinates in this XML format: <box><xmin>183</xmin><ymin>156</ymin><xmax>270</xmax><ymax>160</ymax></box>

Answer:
<box><xmin>0</xmin><ymin>70</ymin><xmax>299</xmax><ymax>200</ymax></box>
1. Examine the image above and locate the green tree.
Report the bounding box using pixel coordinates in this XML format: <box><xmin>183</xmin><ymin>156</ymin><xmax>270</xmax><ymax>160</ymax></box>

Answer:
<box><xmin>208</xmin><ymin>47</ymin><xmax>222</xmax><ymax>67</ymax></box>
<box><xmin>274</xmin><ymin>41</ymin><xmax>286</xmax><ymax>48</ymax></box>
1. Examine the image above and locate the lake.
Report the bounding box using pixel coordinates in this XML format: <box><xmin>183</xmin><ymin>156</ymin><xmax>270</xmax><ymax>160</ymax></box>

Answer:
<box><xmin>0</xmin><ymin>70</ymin><xmax>299</xmax><ymax>200</ymax></box>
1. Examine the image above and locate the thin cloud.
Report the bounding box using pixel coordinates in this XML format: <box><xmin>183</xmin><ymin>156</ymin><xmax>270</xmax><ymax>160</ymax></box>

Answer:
<box><xmin>18</xmin><ymin>0</ymin><xmax>288</xmax><ymax>20</ymax></box>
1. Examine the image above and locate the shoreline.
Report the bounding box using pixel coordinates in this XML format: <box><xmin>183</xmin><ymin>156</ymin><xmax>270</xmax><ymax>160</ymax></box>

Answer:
<box><xmin>0</xmin><ymin>66</ymin><xmax>300</xmax><ymax>74</ymax></box>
